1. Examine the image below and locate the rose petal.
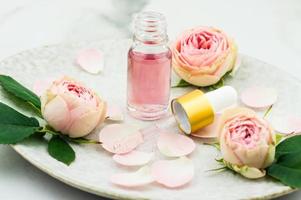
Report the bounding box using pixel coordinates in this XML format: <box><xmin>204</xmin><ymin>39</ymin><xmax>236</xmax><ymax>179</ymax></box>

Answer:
<box><xmin>272</xmin><ymin>116</ymin><xmax>301</xmax><ymax>134</ymax></box>
<box><xmin>33</xmin><ymin>78</ymin><xmax>54</xmax><ymax>96</ymax></box>
<box><xmin>99</xmin><ymin>124</ymin><xmax>143</xmax><ymax>154</ymax></box>
<box><xmin>113</xmin><ymin>150</ymin><xmax>153</xmax><ymax>166</ymax></box>
<box><xmin>42</xmin><ymin>95</ymin><xmax>70</xmax><ymax>131</ymax></box>
<box><xmin>241</xmin><ymin>86</ymin><xmax>277</xmax><ymax>108</ymax></box>
<box><xmin>157</xmin><ymin>130</ymin><xmax>195</xmax><ymax>157</ymax></box>
<box><xmin>68</xmin><ymin>109</ymin><xmax>102</xmax><ymax>138</ymax></box>
<box><xmin>110</xmin><ymin>166</ymin><xmax>154</xmax><ymax>187</ymax></box>
<box><xmin>151</xmin><ymin>157</ymin><xmax>194</xmax><ymax>188</ymax></box>
<box><xmin>76</xmin><ymin>48</ymin><xmax>104</xmax><ymax>74</ymax></box>
<box><xmin>106</xmin><ymin>104</ymin><xmax>124</xmax><ymax>121</ymax></box>
<box><xmin>136</xmin><ymin>125</ymin><xmax>161</xmax><ymax>152</ymax></box>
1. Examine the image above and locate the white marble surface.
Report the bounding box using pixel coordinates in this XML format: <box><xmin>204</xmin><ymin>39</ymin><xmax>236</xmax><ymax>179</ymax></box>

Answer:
<box><xmin>0</xmin><ymin>0</ymin><xmax>300</xmax><ymax>199</ymax></box>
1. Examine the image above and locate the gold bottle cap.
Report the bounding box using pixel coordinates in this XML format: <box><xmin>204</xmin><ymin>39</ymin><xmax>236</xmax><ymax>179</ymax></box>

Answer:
<box><xmin>171</xmin><ymin>89</ymin><xmax>214</xmax><ymax>134</ymax></box>
<box><xmin>171</xmin><ymin>86</ymin><xmax>238</xmax><ymax>134</ymax></box>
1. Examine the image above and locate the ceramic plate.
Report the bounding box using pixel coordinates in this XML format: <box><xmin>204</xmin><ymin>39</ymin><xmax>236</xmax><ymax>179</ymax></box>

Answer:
<box><xmin>0</xmin><ymin>39</ymin><xmax>299</xmax><ymax>200</ymax></box>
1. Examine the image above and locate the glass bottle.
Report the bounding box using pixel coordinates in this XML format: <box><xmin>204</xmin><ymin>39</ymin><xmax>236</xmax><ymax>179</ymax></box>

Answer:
<box><xmin>127</xmin><ymin>11</ymin><xmax>172</xmax><ymax>120</ymax></box>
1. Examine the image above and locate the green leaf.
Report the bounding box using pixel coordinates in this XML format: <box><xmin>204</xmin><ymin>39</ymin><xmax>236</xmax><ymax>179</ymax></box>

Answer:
<box><xmin>0</xmin><ymin>75</ymin><xmax>41</xmax><ymax>110</ymax></box>
<box><xmin>0</xmin><ymin>102</ymin><xmax>40</xmax><ymax>144</ymax></box>
<box><xmin>275</xmin><ymin>133</ymin><xmax>284</xmax><ymax>145</ymax></box>
<box><xmin>64</xmin><ymin>136</ymin><xmax>100</xmax><ymax>144</ymax></box>
<box><xmin>267</xmin><ymin>163</ymin><xmax>301</xmax><ymax>188</ymax></box>
<box><xmin>31</xmin><ymin>131</ymin><xmax>46</xmax><ymax>139</ymax></box>
<box><xmin>48</xmin><ymin>136</ymin><xmax>75</xmax><ymax>166</ymax></box>
<box><xmin>277</xmin><ymin>151</ymin><xmax>301</xmax><ymax>169</ymax></box>
<box><xmin>275</xmin><ymin>135</ymin><xmax>301</xmax><ymax>160</ymax></box>
<box><xmin>0</xmin><ymin>124</ymin><xmax>40</xmax><ymax>144</ymax></box>
<box><xmin>0</xmin><ymin>102</ymin><xmax>39</xmax><ymax>127</ymax></box>
<box><xmin>172</xmin><ymin>79</ymin><xmax>192</xmax><ymax>88</ymax></box>
<box><xmin>266</xmin><ymin>135</ymin><xmax>301</xmax><ymax>188</ymax></box>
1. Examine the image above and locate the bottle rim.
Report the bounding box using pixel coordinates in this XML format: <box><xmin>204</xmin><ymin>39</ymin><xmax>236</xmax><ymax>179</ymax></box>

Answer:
<box><xmin>133</xmin><ymin>11</ymin><xmax>168</xmax><ymax>44</ymax></box>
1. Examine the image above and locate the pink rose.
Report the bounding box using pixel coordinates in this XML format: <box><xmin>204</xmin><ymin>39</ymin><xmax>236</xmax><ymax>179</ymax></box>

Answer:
<box><xmin>219</xmin><ymin>107</ymin><xmax>275</xmax><ymax>179</ymax></box>
<box><xmin>41</xmin><ymin>77</ymin><xmax>107</xmax><ymax>138</ymax></box>
<box><xmin>172</xmin><ymin>26</ymin><xmax>238</xmax><ymax>86</ymax></box>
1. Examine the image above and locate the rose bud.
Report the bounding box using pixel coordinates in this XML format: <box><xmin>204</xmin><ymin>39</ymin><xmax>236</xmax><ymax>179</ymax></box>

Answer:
<box><xmin>41</xmin><ymin>77</ymin><xmax>107</xmax><ymax>138</ymax></box>
<box><xmin>172</xmin><ymin>26</ymin><xmax>238</xmax><ymax>87</ymax></box>
<box><xmin>218</xmin><ymin>107</ymin><xmax>276</xmax><ymax>179</ymax></box>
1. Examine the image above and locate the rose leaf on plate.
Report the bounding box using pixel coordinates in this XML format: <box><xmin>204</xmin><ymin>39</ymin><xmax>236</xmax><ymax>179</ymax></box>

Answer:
<box><xmin>61</xmin><ymin>134</ymin><xmax>100</xmax><ymax>144</ymax></box>
<box><xmin>267</xmin><ymin>151</ymin><xmax>301</xmax><ymax>188</ymax></box>
<box><xmin>0</xmin><ymin>102</ymin><xmax>39</xmax><ymax>126</ymax></box>
<box><xmin>172</xmin><ymin>79</ymin><xmax>192</xmax><ymax>88</ymax></box>
<box><xmin>0</xmin><ymin>102</ymin><xmax>41</xmax><ymax>144</ymax></box>
<box><xmin>48</xmin><ymin>136</ymin><xmax>75</xmax><ymax>166</ymax></box>
<box><xmin>267</xmin><ymin>163</ymin><xmax>301</xmax><ymax>188</ymax></box>
<box><xmin>0</xmin><ymin>125</ymin><xmax>40</xmax><ymax>144</ymax></box>
<box><xmin>274</xmin><ymin>135</ymin><xmax>301</xmax><ymax>160</ymax></box>
<box><xmin>0</xmin><ymin>75</ymin><xmax>41</xmax><ymax>111</ymax></box>
<box><xmin>267</xmin><ymin>135</ymin><xmax>301</xmax><ymax>188</ymax></box>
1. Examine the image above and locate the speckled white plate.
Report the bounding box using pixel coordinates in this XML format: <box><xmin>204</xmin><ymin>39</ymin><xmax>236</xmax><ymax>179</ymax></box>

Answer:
<box><xmin>0</xmin><ymin>39</ymin><xmax>299</xmax><ymax>200</ymax></box>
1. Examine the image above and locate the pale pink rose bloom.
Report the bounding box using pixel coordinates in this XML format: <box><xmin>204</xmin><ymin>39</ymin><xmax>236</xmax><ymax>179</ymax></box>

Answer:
<box><xmin>172</xmin><ymin>26</ymin><xmax>238</xmax><ymax>86</ymax></box>
<box><xmin>41</xmin><ymin>77</ymin><xmax>107</xmax><ymax>138</ymax></box>
<box><xmin>218</xmin><ymin>107</ymin><xmax>275</xmax><ymax>178</ymax></box>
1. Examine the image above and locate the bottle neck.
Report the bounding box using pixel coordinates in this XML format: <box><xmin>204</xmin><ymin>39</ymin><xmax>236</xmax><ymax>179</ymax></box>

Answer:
<box><xmin>133</xmin><ymin>11</ymin><xmax>168</xmax><ymax>46</ymax></box>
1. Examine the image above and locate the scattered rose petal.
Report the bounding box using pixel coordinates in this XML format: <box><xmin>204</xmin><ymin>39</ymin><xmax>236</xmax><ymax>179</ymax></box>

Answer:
<box><xmin>191</xmin><ymin>114</ymin><xmax>221</xmax><ymax>139</ymax></box>
<box><xmin>241</xmin><ymin>86</ymin><xmax>277</xmax><ymax>108</ymax></box>
<box><xmin>106</xmin><ymin>104</ymin><xmax>124</xmax><ymax>121</ymax></box>
<box><xmin>33</xmin><ymin>78</ymin><xmax>54</xmax><ymax>96</ymax></box>
<box><xmin>76</xmin><ymin>48</ymin><xmax>104</xmax><ymax>74</ymax></box>
<box><xmin>99</xmin><ymin>124</ymin><xmax>143</xmax><ymax>154</ymax></box>
<box><xmin>151</xmin><ymin>157</ymin><xmax>194</xmax><ymax>188</ymax></box>
<box><xmin>272</xmin><ymin>116</ymin><xmax>301</xmax><ymax>134</ymax></box>
<box><xmin>113</xmin><ymin>150</ymin><xmax>153</xmax><ymax>166</ymax></box>
<box><xmin>135</xmin><ymin>125</ymin><xmax>161</xmax><ymax>152</ymax></box>
<box><xmin>157</xmin><ymin>130</ymin><xmax>195</xmax><ymax>157</ymax></box>
<box><xmin>110</xmin><ymin>166</ymin><xmax>154</xmax><ymax>187</ymax></box>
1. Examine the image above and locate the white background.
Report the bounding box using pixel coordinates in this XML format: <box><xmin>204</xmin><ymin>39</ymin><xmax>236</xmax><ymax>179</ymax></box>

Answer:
<box><xmin>0</xmin><ymin>0</ymin><xmax>300</xmax><ymax>199</ymax></box>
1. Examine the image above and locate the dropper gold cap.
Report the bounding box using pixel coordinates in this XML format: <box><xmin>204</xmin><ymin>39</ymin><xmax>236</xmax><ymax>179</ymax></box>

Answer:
<box><xmin>171</xmin><ymin>89</ymin><xmax>214</xmax><ymax>134</ymax></box>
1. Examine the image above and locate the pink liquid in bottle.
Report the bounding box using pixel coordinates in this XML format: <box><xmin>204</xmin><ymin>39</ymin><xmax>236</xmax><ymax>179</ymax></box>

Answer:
<box><xmin>127</xmin><ymin>11</ymin><xmax>171</xmax><ymax>120</ymax></box>
<box><xmin>127</xmin><ymin>49</ymin><xmax>172</xmax><ymax>120</ymax></box>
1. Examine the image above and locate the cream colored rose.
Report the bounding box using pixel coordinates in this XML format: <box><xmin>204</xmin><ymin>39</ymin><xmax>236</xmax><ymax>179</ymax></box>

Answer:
<box><xmin>41</xmin><ymin>77</ymin><xmax>106</xmax><ymax>138</ymax></box>
<box><xmin>172</xmin><ymin>26</ymin><xmax>238</xmax><ymax>86</ymax></box>
<box><xmin>218</xmin><ymin>107</ymin><xmax>275</xmax><ymax>179</ymax></box>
